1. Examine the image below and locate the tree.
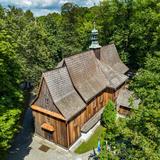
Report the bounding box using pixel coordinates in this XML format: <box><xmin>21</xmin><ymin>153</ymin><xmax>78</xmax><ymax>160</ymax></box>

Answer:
<box><xmin>100</xmin><ymin>100</ymin><xmax>118</xmax><ymax>160</ymax></box>
<box><xmin>100</xmin><ymin>52</ymin><xmax>160</xmax><ymax>159</ymax></box>
<box><xmin>19</xmin><ymin>21</ymin><xmax>55</xmax><ymax>85</ymax></box>
<box><xmin>0</xmin><ymin>28</ymin><xmax>24</xmax><ymax>159</ymax></box>
<box><xmin>101</xmin><ymin>100</ymin><xmax>116</xmax><ymax>130</ymax></box>
<box><xmin>1</xmin><ymin>1</ymin><xmax>160</xmax><ymax>158</ymax></box>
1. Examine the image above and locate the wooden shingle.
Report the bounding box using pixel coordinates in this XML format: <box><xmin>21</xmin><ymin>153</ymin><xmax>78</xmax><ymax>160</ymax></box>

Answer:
<box><xmin>36</xmin><ymin>43</ymin><xmax>129</xmax><ymax>121</ymax></box>
<box><xmin>98</xmin><ymin>60</ymin><xmax>128</xmax><ymax>89</ymax></box>
<box><xmin>100</xmin><ymin>44</ymin><xmax>129</xmax><ymax>74</ymax></box>
<box><xmin>65</xmin><ymin>50</ymin><xmax>108</xmax><ymax>102</ymax></box>
<box><xmin>43</xmin><ymin>67</ymin><xmax>86</xmax><ymax>121</ymax></box>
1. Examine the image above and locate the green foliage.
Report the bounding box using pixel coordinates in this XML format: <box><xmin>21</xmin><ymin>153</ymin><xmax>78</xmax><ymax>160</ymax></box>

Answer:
<box><xmin>101</xmin><ymin>100</ymin><xmax>116</xmax><ymax>130</ymax></box>
<box><xmin>0</xmin><ymin>108</ymin><xmax>22</xmax><ymax>156</ymax></box>
<box><xmin>100</xmin><ymin>53</ymin><xmax>160</xmax><ymax>159</ymax></box>
<box><xmin>0</xmin><ymin>17</ymin><xmax>24</xmax><ymax>158</ymax></box>
<box><xmin>0</xmin><ymin>0</ymin><xmax>160</xmax><ymax>159</ymax></box>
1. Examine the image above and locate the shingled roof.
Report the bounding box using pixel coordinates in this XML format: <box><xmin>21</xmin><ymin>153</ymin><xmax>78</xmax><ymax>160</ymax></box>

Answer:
<box><xmin>98</xmin><ymin>60</ymin><xmax>128</xmax><ymax>89</ymax></box>
<box><xmin>116</xmin><ymin>89</ymin><xmax>140</xmax><ymax>108</ymax></box>
<box><xmin>56</xmin><ymin>59</ymin><xmax>64</xmax><ymax>68</ymax></box>
<box><xmin>65</xmin><ymin>50</ymin><xmax>109</xmax><ymax>102</ymax></box>
<box><xmin>100</xmin><ymin>44</ymin><xmax>129</xmax><ymax>74</ymax></box>
<box><xmin>37</xmin><ymin>43</ymin><xmax>129</xmax><ymax>120</ymax></box>
<box><xmin>43</xmin><ymin>67</ymin><xmax>86</xmax><ymax>121</ymax></box>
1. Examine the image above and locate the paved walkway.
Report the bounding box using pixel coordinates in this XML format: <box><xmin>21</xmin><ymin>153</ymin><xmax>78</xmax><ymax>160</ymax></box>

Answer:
<box><xmin>7</xmin><ymin>108</ymin><xmax>92</xmax><ymax>160</ymax></box>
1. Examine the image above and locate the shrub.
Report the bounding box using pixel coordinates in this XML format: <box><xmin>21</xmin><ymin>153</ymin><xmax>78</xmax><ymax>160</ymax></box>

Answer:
<box><xmin>101</xmin><ymin>100</ymin><xmax>116</xmax><ymax>130</ymax></box>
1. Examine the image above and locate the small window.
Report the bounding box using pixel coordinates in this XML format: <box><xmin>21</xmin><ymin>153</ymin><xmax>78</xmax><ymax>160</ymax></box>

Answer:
<box><xmin>45</xmin><ymin>98</ymin><xmax>49</xmax><ymax>104</ymax></box>
<box><xmin>45</xmin><ymin>94</ymin><xmax>49</xmax><ymax>107</ymax></box>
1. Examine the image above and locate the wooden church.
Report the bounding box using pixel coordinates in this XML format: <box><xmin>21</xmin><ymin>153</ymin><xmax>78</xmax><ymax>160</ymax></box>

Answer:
<box><xmin>31</xmin><ymin>26</ymin><xmax>129</xmax><ymax>148</ymax></box>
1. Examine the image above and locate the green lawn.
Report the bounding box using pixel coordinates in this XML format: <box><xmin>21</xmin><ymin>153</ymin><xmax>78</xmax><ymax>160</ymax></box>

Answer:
<box><xmin>75</xmin><ymin>125</ymin><xmax>106</xmax><ymax>154</ymax></box>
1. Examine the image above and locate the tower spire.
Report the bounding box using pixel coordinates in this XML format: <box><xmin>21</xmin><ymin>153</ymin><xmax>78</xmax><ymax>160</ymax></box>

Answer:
<box><xmin>89</xmin><ymin>22</ymin><xmax>101</xmax><ymax>49</ymax></box>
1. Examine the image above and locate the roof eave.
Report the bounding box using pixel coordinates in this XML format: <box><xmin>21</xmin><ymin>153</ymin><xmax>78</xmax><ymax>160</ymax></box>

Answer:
<box><xmin>65</xmin><ymin>105</ymin><xmax>86</xmax><ymax>122</ymax></box>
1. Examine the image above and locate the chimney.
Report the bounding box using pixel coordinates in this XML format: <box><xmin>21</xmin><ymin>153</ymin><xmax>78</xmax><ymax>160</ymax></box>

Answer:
<box><xmin>89</xmin><ymin>22</ymin><xmax>101</xmax><ymax>59</ymax></box>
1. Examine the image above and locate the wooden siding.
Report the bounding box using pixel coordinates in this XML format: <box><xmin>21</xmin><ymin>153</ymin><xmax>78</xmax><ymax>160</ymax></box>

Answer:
<box><xmin>31</xmin><ymin>105</ymin><xmax>65</xmax><ymax>121</ymax></box>
<box><xmin>105</xmin><ymin>88</ymin><xmax>114</xmax><ymax>101</ymax></box>
<box><xmin>118</xmin><ymin>106</ymin><xmax>131</xmax><ymax>116</ymax></box>
<box><xmin>67</xmin><ymin>91</ymin><xmax>112</xmax><ymax>146</ymax></box>
<box><xmin>33</xmin><ymin>88</ymin><xmax>114</xmax><ymax>148</ymax></box>
<box><xmin>34</xmin><ymin>79</ymin><xmax>60</xmax><ymax>114</ymax></box>
<box><xmin>32</xmin><ymin>110</ymin><xmax>68</xmax><ymax>148</ymax></box>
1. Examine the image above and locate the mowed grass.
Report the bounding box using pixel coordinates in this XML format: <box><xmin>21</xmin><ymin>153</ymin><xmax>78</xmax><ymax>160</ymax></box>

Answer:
<box><xmin>75</xmin><ymin>125</ymin><xmax>106</xmax><ymax>154</ymax></box>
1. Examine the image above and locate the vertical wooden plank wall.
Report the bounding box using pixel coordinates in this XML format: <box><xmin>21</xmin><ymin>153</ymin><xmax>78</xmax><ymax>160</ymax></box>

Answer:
<box><xmin>33</xmin><ymin>88</ymin><xmax>115</xmax><ymax>148</ymax></box>
<box><xmin>67</xmin><ymin>109</ymin><xmax>86</xmax><ymax>145</ymax></box>
<box><xmin>32</xmin><ymin>110</ymin><xmax>68</xmax><ymax>147</ymax></box>
<box><xmin>67</xmin><ymin>90</ymin><xmax>112</xmax><ymax>147</ymax></box>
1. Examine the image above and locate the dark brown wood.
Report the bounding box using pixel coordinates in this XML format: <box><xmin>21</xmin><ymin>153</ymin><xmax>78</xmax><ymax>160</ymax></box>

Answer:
<box><xmin>32</xmin><ymin>84</ymin><xmax>115</xmax><ymax>148</ymax></box>
<box><xmin>66</xmin><ymin>91</ymin><xmax>111</xmax><ymax>147</ymax></box>
<box><xmin>31</xmin><ymin>105</ymin><xmax>65</xmax><ymax>121</ymax></box>
<box><xmin>32</xmin><ymin>110</ymin><xmax>68</xmax><ymax>147</ymax></box>
<box><xmin>66</xmin><ymin>124</ymin><xmax>70</xmax><ymax>148</ymax></box>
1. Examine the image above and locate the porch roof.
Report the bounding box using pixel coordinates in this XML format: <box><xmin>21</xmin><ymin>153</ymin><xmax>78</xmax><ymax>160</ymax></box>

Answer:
<box><xmin>41</xmin><ymin>123</ymin><xmax>55</xmax><ymax>132</ymax></box>
<box><xmin>116</xmin><ymin>89</ymin><xmax>140</xmax><ymax>108</ymax></box>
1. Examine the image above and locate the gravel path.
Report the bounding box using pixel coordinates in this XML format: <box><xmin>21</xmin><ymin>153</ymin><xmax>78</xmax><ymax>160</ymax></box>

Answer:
<box><xmin>7</xmin><ymin>108</ymin><xmax>34</xmax><ymax>160</ymax></box>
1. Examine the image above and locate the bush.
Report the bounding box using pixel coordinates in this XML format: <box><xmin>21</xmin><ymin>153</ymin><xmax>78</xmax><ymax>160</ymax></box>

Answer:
<box><xmin>101</xmin><ymin>100</ymin><xmax>116</xmax><ymax>130</ymax></box>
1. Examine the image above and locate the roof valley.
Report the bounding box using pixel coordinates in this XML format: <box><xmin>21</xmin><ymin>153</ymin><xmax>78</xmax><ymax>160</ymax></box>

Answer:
<box><xmin>40</xmin><ymin>43</ymin><xmax>129</xmax><ymax>121</ymax></box>
<box><xmin>63</xmin><ymin>60</ymin><xmax>87</xmax><ymax>104</ymax></box>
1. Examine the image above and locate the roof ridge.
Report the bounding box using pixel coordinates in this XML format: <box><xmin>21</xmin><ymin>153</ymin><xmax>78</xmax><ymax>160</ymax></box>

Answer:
<box><xmin>42</xmin><ymin>66</ymin><xmax>66</xmax><ymax>76</ymax></box>
<box><xmin>101</xmin><ymin>43</ymin><xmax>115</xmax><ymax>48</ymax></box>
<box><xmin>64</xmin><ymin>49</ymin><xmax>94</xmax><ymax>60</ymax></box>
